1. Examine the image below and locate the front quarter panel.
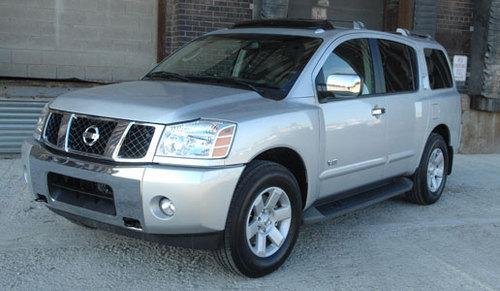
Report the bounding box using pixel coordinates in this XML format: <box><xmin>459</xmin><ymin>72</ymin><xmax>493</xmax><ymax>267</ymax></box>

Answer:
<box><xmin>225</xmin><ymin>99</ymin><xmax>321</xmax><ymax>208</ymax></box>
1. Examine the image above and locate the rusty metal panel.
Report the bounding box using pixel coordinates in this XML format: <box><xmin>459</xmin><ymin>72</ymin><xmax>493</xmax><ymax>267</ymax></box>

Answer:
<box><xmin>0</xmin><ymin>79</ymin><xmax>99</xmax><ymax>154</ymax></box>
<box><xmin>470</xmin><ymin>0</ymin><xmax>500</xmax><ymax>111</ymax></box>
<box><xmin>0</xmin><ymin>100</ymin><xmax>47</xmax><ymax>154</ymax></box>
<box><xmin>483</xmin><ymin>0</ymin><xmax>499</xmax><ymax>100</ymax></box>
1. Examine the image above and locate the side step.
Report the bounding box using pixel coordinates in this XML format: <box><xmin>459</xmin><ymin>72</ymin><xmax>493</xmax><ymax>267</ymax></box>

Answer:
<box><xmin>303</xmin><ymin>177</ymin><xmax>413</xmax><ymax>224</ymax></box>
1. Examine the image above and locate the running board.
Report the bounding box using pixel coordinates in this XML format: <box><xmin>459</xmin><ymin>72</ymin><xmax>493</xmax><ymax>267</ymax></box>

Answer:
<box><xmin>303</xmin><ymin>177</ymin><xmax>413</xmax><ymax>224</ymax></box>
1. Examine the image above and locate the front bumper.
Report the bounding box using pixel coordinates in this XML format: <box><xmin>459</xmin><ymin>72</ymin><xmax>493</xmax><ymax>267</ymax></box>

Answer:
<box><xmin>22</xmin><ymin>139</ymin><xmax>245</xmax><ymax>249</ymax></box>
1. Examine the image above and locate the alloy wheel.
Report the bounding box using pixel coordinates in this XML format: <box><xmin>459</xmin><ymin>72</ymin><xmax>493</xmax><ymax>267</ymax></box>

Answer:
<box><xmin>427</xmin><ymin>148</ymin><xmax>445</xmax><ymax>192</ymax></box>
<box><xmin>245</xmin><ymin>187</ymin><xmax>292</xmax><ymax>258</ymax></box>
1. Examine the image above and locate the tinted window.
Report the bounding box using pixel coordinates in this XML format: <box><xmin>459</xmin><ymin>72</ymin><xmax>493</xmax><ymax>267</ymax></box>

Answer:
<box><xmin>424</xmin><ymin>49</ymin><xmax>453</xmax><ymax>89</ymax></box>
<box><xmin>316</xmin><ymin>38</ymin><xmax>375</xmax><ymax>101</ymax></box>
<box><xmin>378</xmin><ymin>40</ymin><xmax>417</xmax><ymax>93</ymax></box>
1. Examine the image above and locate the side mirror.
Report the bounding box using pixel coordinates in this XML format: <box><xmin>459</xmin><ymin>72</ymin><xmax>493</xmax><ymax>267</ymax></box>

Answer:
<box><xmin>325</xmin><ymin>74</ymin><xmax>362</xmax><ymax>98</ymax></box>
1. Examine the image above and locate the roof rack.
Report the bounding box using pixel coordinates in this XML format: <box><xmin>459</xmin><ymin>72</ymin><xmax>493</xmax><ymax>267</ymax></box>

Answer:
<box><xmin>232</xmin><ymin>19</ymin><xmax>365</xmax><ymax>31</ymax></box>
<box><xmin>329</xmin><ymin>19</ymin><xmax>366</xmax><ymax>30</ymax></box>
<box><xmin>396</xmin><ymin>28</ymin><xmax>433</xmax><ymax>39</ymax></box>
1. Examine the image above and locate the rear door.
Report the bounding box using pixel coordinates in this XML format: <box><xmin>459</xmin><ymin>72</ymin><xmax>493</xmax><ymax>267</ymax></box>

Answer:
<box><xmin>375</xmin><ymin>39</ymin><xmax>426</xmax><ymax>178</ymax></box>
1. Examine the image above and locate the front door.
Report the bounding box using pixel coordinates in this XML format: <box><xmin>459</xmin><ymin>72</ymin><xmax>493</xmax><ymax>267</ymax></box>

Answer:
<box><xmin>315</xmin><ymin>38</ymin><xmax>388</xmax><ymax>198</ymax></box>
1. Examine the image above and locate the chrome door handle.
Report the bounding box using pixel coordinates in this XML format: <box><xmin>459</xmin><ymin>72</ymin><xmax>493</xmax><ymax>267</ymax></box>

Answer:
<box><xmin>371</xmin><ymin>107</ymin><xmax>386</xmax><ymax>117</ymax></box>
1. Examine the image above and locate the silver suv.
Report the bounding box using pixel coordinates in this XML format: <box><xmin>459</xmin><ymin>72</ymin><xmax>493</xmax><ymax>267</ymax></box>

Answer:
<box><xmin>22</xmin><ymin>19</ymin><xmax>461</xmax><ymax>277</ymax></box>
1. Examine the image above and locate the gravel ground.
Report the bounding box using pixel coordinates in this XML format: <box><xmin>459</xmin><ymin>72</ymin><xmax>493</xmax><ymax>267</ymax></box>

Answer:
<box><xmin>0</xmin><ymin>154</ymin><xmax>499</xmax><ymax>290</ymax></box>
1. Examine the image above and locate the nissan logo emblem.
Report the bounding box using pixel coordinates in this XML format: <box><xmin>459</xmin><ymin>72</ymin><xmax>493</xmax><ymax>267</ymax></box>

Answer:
<box><xmin>82</xmin><ymin>125</ymin><xmax>100</xmax><ymax>146</ymax></box>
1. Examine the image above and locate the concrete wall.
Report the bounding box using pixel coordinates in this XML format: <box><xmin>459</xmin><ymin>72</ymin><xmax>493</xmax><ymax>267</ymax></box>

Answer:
<box><xmin>0</xmin><ymin>0</ymin><xmax>157</xmax><ymax>82</ymax></box>
<box><xmin>460</xmin><ymin>95</ymin><xmax>500</xmax><ymax>153</ymax></box>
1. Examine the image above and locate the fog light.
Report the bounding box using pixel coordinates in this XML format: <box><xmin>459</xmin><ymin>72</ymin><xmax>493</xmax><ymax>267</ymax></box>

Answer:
<box><xmin>159</xmin><ymin>198</ymin><xmax>175</xmax><ymax>217</ymax></box>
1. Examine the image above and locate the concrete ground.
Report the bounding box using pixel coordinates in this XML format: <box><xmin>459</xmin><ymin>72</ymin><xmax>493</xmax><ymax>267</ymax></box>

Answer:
<box><xmin>0</xmin><ymin>155</ymin><xmax>499</xmax><ymax>290</ymax></box>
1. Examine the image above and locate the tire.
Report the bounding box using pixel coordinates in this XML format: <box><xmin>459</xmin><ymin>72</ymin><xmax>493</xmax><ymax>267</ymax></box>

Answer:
<box><xmin>407</xmin><ymin>133</ymin><xmax>449</xmax><ymax>205</ymax></box>
<box><xmin>215</xmin><ymin>160</ymin><xmax>302</xmax><ymax>277</ymax></box>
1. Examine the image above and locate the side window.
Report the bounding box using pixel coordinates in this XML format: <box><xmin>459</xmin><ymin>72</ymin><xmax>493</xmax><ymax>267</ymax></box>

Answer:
<box><xmin>378</xmin><ymin>40</ymin><xmax>417</xmax><ymax>93</ymax></box>
<box><xmin>424</xmin><ymin>49</ymin><xmax>453</xmax><ymax>89</ymax></box>
<box><xmin>316</xmin><ymin>38</ymin><xmax>375</xmax><ymax>102</ymax></box>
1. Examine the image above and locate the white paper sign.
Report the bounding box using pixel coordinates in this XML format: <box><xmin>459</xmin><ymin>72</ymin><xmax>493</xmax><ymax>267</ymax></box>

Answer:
<box><xmin>453</xmin><ymin>55</ymin><xmax>468</xmax><ymax>82</ymax></box>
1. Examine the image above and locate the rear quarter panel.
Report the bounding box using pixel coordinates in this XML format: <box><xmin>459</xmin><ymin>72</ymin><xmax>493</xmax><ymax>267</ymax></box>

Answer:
<box><xmin>414</xmin><ymin>43</ymin><xmax>461</xmax><ymax>172</ymax></box>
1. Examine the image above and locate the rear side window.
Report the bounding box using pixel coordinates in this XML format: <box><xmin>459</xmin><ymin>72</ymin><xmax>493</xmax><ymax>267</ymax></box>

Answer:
<box><xmin>378</xmin><ymin>40</ymin><xmax>418</xmax><ymax>93</ymax></box>
<box><xmin>424</xmin><ymin>49</ymin><xmax>453</xmax><ymax>89</ymax></box>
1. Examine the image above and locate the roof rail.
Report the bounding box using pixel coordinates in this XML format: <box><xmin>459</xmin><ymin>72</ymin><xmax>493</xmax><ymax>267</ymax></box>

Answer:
<box><xmin>232</xmin><ymin>19</ymin><xmax>335</xmax><ymax>30</ymax></box>
<box><xmin>329</xmin><ymin>19</ymin><xmax>366</xmax><ymax>30</ymax></box>
<box><xmin>396</xmin><ymin>28</ymin><xmax>433</xmax><ymax>39</ymax></box>
<box><xmin>231</xmin><ymin>19</ymin><xmax>366</xmax><ymax>31</ymax></box>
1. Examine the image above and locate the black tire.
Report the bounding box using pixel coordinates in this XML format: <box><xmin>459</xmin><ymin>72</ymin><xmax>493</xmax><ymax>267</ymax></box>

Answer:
<box><xmin>407</xmin><ymin>133</ymin><xmax>449</xmax><ymax>205</ymax></box>
<box><xmin>215</xmin><ymin>160</ymin><xmax>302</xmax><ymax>277</ymax></box>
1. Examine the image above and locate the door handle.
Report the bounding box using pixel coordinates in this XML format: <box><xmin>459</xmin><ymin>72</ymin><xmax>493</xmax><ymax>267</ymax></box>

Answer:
<box><xmin>371</xmin><ymin>107</ymin><xmax>386</xmax><ymax>117</ymax></box>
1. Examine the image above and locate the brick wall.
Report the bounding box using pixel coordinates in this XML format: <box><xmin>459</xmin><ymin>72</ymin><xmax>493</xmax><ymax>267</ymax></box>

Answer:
<box><xmin>435</xmin><ymin>0</ymin><xmax>473</xmax><ymax>91</ymax></box>
<box><xmin>161</xmin><ymin>0</ymin><xmax>252</xmax><ymax>57</ymax></box>
<box><xmin>435</xmin><ymin>0</ymin><xmax>474</xmax><ymax>56</ymax></box>
<box><xmin>0</xmin><ymin>0</ymin><xmax>157</xmax><ymax>82</ymax></box>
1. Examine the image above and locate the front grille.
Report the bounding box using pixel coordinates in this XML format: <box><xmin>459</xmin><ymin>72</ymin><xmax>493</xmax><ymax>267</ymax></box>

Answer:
<box><xmin>47</xmin><ymin>172</ymin><xmax>116</xmax><ymax>215</ymax></box>
<box><xmin>42</xmin><ymin>111</ymin><xmax>158</xmax><ymax>161</ymax></box>
<box><xmin>68</xmin><ymin>116</ymin><xmax>117</xmax><ymax>155</ymax></box>
<box><xmin>44</xmin><ymin>113</ymin><xmax>63</xmax><ymax>145</ymax></box>
<box><xmin>118</xmin><ymin>125</ymin><xmax>155</xmax><ymax>159</ymax></box>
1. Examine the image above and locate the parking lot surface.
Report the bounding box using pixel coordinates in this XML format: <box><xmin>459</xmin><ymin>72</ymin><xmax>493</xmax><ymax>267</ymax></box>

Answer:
<box><xmin>1</xmin><ymin>154</ymin><xmax>499</xmax><ymax>290</ymax></box>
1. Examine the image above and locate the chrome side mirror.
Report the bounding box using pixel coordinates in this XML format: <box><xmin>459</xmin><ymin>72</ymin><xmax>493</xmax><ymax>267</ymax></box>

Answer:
<box><xmin>325</xmin><ymin>74</ymin><xmax>362</xmax><ymax>97</ymax></box>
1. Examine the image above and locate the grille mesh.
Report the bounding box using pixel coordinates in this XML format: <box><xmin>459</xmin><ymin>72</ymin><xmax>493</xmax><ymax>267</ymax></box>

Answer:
<box><xmin>42</xmin><ymin>111</ymin><xmax>154</xmax><ymax>160</ymax></box>
<box><xmin>44</xmin><ymin>113</ymin><xmax>63</xmax><ymax>145</ymax></box>
<box><xmin>118</xmin><ymin>125</ymin><xmax>155</xmax><ymax>159</ymax></box>
<box><xmin>68</xmin><ymin>116</ymin><xmax>117</xmax><ymax>155</ymax></box>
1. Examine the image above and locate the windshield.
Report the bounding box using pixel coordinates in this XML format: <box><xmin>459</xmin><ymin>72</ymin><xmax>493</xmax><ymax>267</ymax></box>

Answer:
<box><xmin>145</xmin><ymin>34</ymin><xmax>322</xmax><ymax>100</ymax></box>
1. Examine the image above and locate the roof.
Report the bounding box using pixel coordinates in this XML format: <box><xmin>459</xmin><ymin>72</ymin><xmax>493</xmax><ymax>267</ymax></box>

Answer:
<box><xmin>209</xmin><ymin>19</ymin><xmax>443</xmax><ymax>48</ymax></box>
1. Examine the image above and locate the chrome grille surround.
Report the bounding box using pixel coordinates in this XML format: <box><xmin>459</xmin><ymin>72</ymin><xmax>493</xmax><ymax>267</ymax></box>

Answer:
<box><xmin>42</xmin><ymin>110</ymin><xmax>164</xmax><ymax>163</ymax></box>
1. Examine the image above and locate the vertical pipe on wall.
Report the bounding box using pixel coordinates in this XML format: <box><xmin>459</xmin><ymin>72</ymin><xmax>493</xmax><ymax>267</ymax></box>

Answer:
<box><xmin>398</xmin><ymin>0</ymin><xmax>414</xmax><ymax>29</ymax></box>
<box><xmin>157</xmin><ymin>0</ymin><xmax>166</xmax><ymax>62</ymax></box>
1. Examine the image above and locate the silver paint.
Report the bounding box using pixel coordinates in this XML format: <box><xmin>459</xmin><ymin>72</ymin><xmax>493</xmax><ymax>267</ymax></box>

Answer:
<box><xmin>23</xmin><ymin>139</ymin><xmax>244</xmax><ymax>234</ymax></box>
<box><xmin>23</xmin><ymin>27</ymin><xmax>461</xmax><ymax>237</ymax></box>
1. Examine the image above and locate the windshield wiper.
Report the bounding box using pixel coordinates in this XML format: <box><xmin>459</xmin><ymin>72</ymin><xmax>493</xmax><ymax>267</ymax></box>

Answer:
<box><xmin>144</xmin><ymin>71</ymin><xmax>191</xmax><ymax>82</ymax></box>
<box><xmin>216</xmin><ymin>78</ymin><xmax>263</xmax><ymax>95</ymax></box>
<box><xmin>190</xmin><ymin>76</ymin><xmax>266</xmax><ymax>97</ymax></box>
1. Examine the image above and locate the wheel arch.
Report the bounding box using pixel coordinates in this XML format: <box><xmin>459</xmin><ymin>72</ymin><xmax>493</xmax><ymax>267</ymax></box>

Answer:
<box><xmin>250</xmin><ymin>147</ymin><xmax>308</xmax><ymax>209</ymax></box>
<box><xmin>431</xmin><ymin>124</ymin><xmax>451</xmax><ymax>146</ymax></box>
<box><xmin>430</xmin><ymin>124</ymin><xmax>453</xmax><ymax>174</ymax></box>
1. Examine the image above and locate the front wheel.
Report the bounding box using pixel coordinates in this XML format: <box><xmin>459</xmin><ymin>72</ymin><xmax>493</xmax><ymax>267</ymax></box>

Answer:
<box><xmin>215</xmin><ymin>160</ymin><xmax>302</xmax><ymax>277</ymax></box>
<box><xmin>407</xmin><ymin>133</ymin><xmax>450</xmax><ymax>205</ymax></box>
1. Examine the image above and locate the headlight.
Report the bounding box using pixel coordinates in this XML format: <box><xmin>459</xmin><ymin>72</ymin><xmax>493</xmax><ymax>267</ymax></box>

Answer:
<box><xmin>156</xmin><ymin>119</ymin><xmax>236</xmax><ymax>159</ymax></box>
<box><xmin>33</xmin><ymin>103</ymin><xmax>50</xmax><ymax>141</ymax></box>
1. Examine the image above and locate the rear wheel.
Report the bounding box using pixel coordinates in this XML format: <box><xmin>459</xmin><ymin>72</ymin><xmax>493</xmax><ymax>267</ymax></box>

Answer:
<box><xmin>407</xmin><ymin>133</ymin><xmax>449</xmax><ymax>205</ymax></box>
<box><xmin>215</xmin><ymin>160</ymin><xmax>302</xmax><ymax>277</ymax></box>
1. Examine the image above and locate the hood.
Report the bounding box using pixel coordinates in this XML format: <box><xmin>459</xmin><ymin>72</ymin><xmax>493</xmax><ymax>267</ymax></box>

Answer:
<box><xmin>50</xmin><ymin>81</ymin><xmax>275</xmax><ymax>124</ymax></box>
